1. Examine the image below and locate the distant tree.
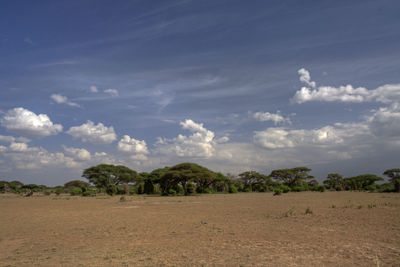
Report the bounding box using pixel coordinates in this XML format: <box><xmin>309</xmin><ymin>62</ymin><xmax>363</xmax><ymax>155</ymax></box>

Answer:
<box><xmin>82</xmin><ymin>164</ymin><xmax>138</xmax><ymax>194</ymax></box>
<box><xmin>64</xmin><ymin>180</ymin><xmax>90</xmax><ymax>189</ymax></box>
<box><xmin>344</xmin><ymin>174</ymin><xmax>384</xmax><ymax>191</ymax></box>
<box><xmin>8</xmin><ymin>180</ymin><xmax>24</xmax><ymax>191</ymax></box>
<box><xmin>383</xmin><ymin>168</ymin><xmax>400</xmax><ymax>192</ymax></box>
<box><xmin>269</xmin><ymin>167</ymin><xmax>313</xmax><ymax>188</ymax></box>
<box><xmin>160</xmin><ymin>163</ymin><xmax>216</xmax><ymax>195</ymax></box>
<box><xmin>323</xmin><ymin>173</ymin><xmax>345</xmax><ymax>191</ymax></box>
<box><xmin>211</xmin><ymin>173</ymin><xmax>230</xmax><ymax>192</ymax></box>
<box><xmin>238</xmin><ymin>171</ymin><xmax>271</xmax><ymax>192</ymax></box>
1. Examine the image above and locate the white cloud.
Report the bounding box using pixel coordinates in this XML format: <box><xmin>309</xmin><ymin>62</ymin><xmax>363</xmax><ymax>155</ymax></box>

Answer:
<box><xmin>117</xmin><ymin>135</ymin><xmax>149</xmax><ymax>160</ymax></box>
<box><xmin>298</xmin><ymin>68</ymin><xmax>316</xmax><ymax>88</ymax></box>
<box><xmin>66</xmin><ymin>120</ymin><xmax>117</xmax><ymax>144</ymax></box>
<box><xmin>0</xmin><ymin>135</ymin><xmax>15</xmax><ymax>143</ymax></box>
<box><xmin>367</xmin><ymin>103</ymin><xmax>400</xmax><ymax>138</ymax></box>
<box><xmin>104</xmin><ymin>89</ymin><xmax>119</xmax><ymax>97</ymax></box>
<box><xmin>253</xmin><ymin>124</ymin><xmax>363</xmax><ymax>150</ymax></box>
<box><xmin>216</xmin><ymin>136</ymin><xmax>230</xmax><ymax>143</ymax></box>
<box><xmin>253</xmin><ymin>111</ymin><xmax>291</xmax><ymax>125</ymax></box>
<box><xmin>50</xmin><ymin>94</ymin><xmax>80</xmax><ymax>107</ymax></box>
<box><xmin>63</xmin><ymin>146</ymin><xmax>92</xmax><ymax>161</ymax></box>
<box><xmin>90</xmin><ymin>86</ymin><xmax>99</xmax><ymax>93</ymax></box>
<box><xmin>292</xmin><ymin>68</ymin><xmax>400</xmax><ymax>104</ymax></box>
<box><xmin>0</xmin><ymin>142</ymin><xmax>81</xmax><ymax>170</ymax></box>
<box><xmin>156</xmin><ymin>119</ymin><xmax>215</xmax><ymax>158</ymax></box>
<box><xmin>0</xmin><ymin>107</ymin><xmax>63</xmax><ymax>137</ymax></box>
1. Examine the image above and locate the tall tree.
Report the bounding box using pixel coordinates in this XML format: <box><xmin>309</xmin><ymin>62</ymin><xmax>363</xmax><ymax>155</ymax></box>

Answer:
<box><xmin>323</xmin><ymin>173</ymin><xmax>344</xmax><ymax>190</ymax></box>
<box><xmin>160</xmin><ymin>163</ymin><xmax>216</xmax><ymax>195</ymax></box>
<box><xmin>383</xmin><ymin>168</ymin><xmax>400</xmax><ymax>192</ymax></box>
<box><xmin>269</xmin><ymin>167</ymin><xmax>313</xmax><ymax>188</ymax></box>
<box><xmin>82</xmin><ymin>164</ymin><xmax>138</xmax><ymax>190</ymax></box>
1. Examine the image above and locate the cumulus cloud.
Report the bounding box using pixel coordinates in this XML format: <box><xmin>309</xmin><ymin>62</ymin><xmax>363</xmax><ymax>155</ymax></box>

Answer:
<box><xmin>66</xmin><ymin>120</ymin><xmax>117</xmax><ymax>144</ymax></box>
<box><xmin>63</xmin><ymin>146</ymin><xmax>91</xmax><ymax>161</ymax></box>
<box><xmin>0</xmin><ymin>135</ymin><xmax>15</xmax><ymax>143</ymax></box>
<box><xmin>0</xmin><ymin>107</ymin><xmax>63</xmax><ymax>137</ymax></box>
<box><xmin>50</xmin><ymin>94</ymin><xmax>80</xmax><ymax>107</ymax></box>
<box><xmin>0</xmin><ymin>142</ymin><xmax>81</xmax><ymax>169</ymax></box>
<box><xmin>298</xmin><ymin>68</ymin><xmax>316</xmax><ymax>88</ymax></box>
<box><xmin>254</xmin><ymin>125</ymin><xmax>350</xmax><ymax>150</ymax></box>
<box><xmin>117</xmin><ymin>135</ymin><xmax>149</xmax><ymax>160</ymax></box>
<box><xmin>90</xmin><ymin>86</ymin><xmax>99</xmax><ymax>93</ymax></box>
<box><xmin>367</xmin><ymin>103</ymin><xmax>400</xmax><ymax>138</ymax></box>
<box><xmin>292</xmin><ymin>68</ymin><xmax>400</xmax><ymax>104</ymax></box>
<box><xmin>156</xmin><ymin>119</ymin><xmax>215</xmax><ymax>158</ymax></box>
<box><xmin>253</xmin><ymin>111</ymin><xmax>291</xmax><ymax>125</ymax></box>
<box><xmin>104</xmin><ymin>89</ymin><xmax>119</xmax><ymax>97</ymax></box>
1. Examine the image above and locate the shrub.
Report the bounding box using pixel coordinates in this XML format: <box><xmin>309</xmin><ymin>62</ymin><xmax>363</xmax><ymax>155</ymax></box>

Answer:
<box><xmin>116</xmin><ymin>186</ymin><xmax>126</xmax><ymax>195</ymax></box>
<box><xmin>228</xmin><ymin>184</ymin><xmax>238</xmax><ymax>193</ymax></box>
<box><xmin>280</xmin><ymin>185</ymin><xmax>291</xmax><ymax>193</ymax></box>
<box><xmin>273</xmin><ymin>189</ymin><xmax>282</xmax><ymax>196</ymax></box>
<box><xmin>69</xmin><ymin>187</ymin><xmax>82</xmax><ymax>196</ymax></box>
<box><xmin>168</xmin><ymin>189</ymin><xmax>177</xmax><ymax>196</ymax></box>
<box><xmin>136</xmin><ymin>183</ymin><xmax>145</xmax><ymax>194</ymax></box>
<box><xmin>44</xmin><ymin>190</ymin><xmax>52</xmax><ymax>196</ymax></box>
<box><xmin>305</xmin><ymin>207</ymin><xmax>313</xmax><ymax>215</ymax></box>
<box><xmin>105</xmin><ymin>184</ymin><xmax>117</xmax><ymax>195</ymax></box>
<box><xmin>82</xmin><ymin>190</ymin><xmax>96</xmax><ymax>197</ymax></box>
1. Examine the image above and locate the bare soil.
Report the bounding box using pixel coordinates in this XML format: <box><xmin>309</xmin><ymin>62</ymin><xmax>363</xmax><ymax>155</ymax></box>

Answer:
<box><xmin>0</xmin><ymin>192</ymin><xmax>399</xmax><ymax>266</ymax></box>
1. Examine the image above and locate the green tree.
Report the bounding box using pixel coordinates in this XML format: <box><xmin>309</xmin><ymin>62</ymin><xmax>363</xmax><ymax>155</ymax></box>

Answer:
<box><xmin>82</xmin><ymin>164</ymin><xmax>138</xmax><ymax>194</ymax></box>
<box><xmin>238</xmin><ymin>171</ymin><xmax>271</xmax><ymax>192</ymax></box>
<box><xmin>269</xmin><ymin>167</ymin><xmax>313</xmax><ymax>188</ymax></box>
<box><xmin>64</xmin><ymin>180</ymin><xmax>90</xmax><ymax>190</ymax></box>
<box><xmin>383</xmin><ymin>168</ymin><xmax>400</xmax><ymax>192</ymax></box>
<box><xmin>160</xmin><ymin>163</ymin><xmax>216</xmax><ymax>195</ymax></box>
<box><xmin>323</xmin><ymin>173</ymin><xmax>345</xmax><ymax>191</ymax></box>
<box><xmin>344</xmin><ymin>174</ymin><xmax>383</xmax><ymax>191</ymax></box>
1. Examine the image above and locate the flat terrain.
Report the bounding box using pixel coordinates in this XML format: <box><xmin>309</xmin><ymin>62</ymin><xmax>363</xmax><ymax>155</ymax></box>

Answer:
<box><xmin>0</xmin><ymin>192</ymin><xmax>399</xmax><ymax>266</ymax></box>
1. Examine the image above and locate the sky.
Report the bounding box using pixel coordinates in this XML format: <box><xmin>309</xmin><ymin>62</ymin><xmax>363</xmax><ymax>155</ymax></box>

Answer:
<box><xmin>0</xmin><ymin>0</ymin><xmax>400</xmax><ymax>186</ymax></box>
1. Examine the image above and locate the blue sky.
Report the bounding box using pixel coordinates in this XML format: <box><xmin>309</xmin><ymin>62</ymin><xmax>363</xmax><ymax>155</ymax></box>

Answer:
<box><xmin>1</xmin><ymin>0</ymin><xmax>400</xmax><ymax>185</ymax></box>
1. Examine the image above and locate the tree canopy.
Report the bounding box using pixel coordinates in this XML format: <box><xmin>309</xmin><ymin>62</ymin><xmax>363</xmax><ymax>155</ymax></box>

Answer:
<box><xmin>82</xmin><ymin>164</ymin><xmax>138</xmax><ymax>189</ymax></box>
<box><xmin>269</xmin><ymin>167</ymin><xmax>313</xmax><ymax>188</ymax></box>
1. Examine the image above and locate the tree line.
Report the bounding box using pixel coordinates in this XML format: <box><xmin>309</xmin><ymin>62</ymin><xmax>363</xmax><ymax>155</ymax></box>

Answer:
<box><xmin>1</xmin><ymin>163</ymin><xmax>398</xmax><ymax>196</ymax></box>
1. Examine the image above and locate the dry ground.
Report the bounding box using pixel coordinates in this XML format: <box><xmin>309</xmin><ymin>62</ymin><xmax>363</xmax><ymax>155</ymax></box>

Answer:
<box><xmin>0</xmin><ymin>192</ymin><xmax>399</xmax><ymax>266</ymax></box>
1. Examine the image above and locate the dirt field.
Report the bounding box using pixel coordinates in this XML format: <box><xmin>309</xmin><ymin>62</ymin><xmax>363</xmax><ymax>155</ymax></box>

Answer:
<box><xmin>0</xmin><ymin>192</ymin><xmax>399</xmax><ymax>266</ymax></box>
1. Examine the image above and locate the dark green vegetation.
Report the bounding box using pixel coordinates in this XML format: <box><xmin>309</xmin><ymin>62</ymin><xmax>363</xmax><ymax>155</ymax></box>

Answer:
<box><xmin>1</xmin><ymin>163</ymin><xmax>399</xmax><ymax>196</ymax></box>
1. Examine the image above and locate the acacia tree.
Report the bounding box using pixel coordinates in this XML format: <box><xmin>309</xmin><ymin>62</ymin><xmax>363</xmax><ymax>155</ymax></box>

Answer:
<box><xmin>269</xmin><ymin>167</ymin><xmax>313</xmax><ymax>188</ymax></box>
<box><xmin>160</xmin><ymin>163</ymin><xmax>216</xmax><ymax>195</ymax></box>
<box><xmin>344</xmin><ymin>174</ymin><xmax>383</xmax><ymax>191</ymax></box>
<box><xmin>238</xmin><ymin>171</ymin><xmax>271</xmax><ymax>192</ymax></box>
<box><xmin>383</xmin><ymin>168</ymin><xmax>400</xmax><ymax>192</ymax></box>
<box><xmin>323</xmin><ymin>173</ymin><xmax>345</xmax><ymax>191</ymax></box>
<box><xmin>82</xmin><ymin>164</ymin><xmax>138</xmax><ymax>194</ymax></box>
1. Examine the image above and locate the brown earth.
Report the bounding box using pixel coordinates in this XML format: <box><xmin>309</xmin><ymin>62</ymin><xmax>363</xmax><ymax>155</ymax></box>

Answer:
<box><xmin>0</xmin><ymin>192</ymin><xmax>399</xmax><ymax>266</ymax></box>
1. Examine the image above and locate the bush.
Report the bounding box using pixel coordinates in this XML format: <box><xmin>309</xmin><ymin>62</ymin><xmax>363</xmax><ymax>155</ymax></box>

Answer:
<box><xmin>273</xmin><ymin>189</ymin><xmax>282</xmax><ymax>196</ymax></box>
<box><xmin>116</xmin><ymin>186</ymin><xmax>126</xmax><ymax>195</ymax></box>
<box><xmin>280</xmin><ymin>185</ymin><xmax>291</xmax><ymax>193</ymax></box>
<box><xmin>105</xmin><ymin>184</ymin><xmax>117</xmax><ymax>195</ymax></box>
<box><xmin>44</xmin><ymin>190</ymin><xmax>52</xmax><ymax>196</ymax></box>
<box><xmin>82</xmin><ymin>190</ymin><xmax>96</xmax><ymax>197</ymax></box>
<box><xmin>228</xmin><ymin>184</ymin><xmax>238</xmax><ymax>193</ymax></box>
<box><xmin>168</xmin><ymin>189</ymin><xmax>177</xmax><ymax>196</ymax></box>
<box><xmin>136</xmin><ymin>183</ymin><xmax>145</xmax><ymax>194</ymax></box>
<box><xmin>69</xmin><ymin>187</ymin><xmax>82</xmax><ymax>196</ymax></box>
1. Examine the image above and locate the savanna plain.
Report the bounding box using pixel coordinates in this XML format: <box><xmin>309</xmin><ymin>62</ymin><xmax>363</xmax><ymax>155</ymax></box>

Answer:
<box><xmin>1</xmin><ymin>192</ymin><xmax>399</xmax><ymax>266</ymax></box>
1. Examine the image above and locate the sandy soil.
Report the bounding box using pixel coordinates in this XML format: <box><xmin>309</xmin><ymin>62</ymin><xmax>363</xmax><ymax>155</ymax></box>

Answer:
<box><xmin>0</xmin><ymin>192</ymin><xmax>399</xmax><ymax>266</ymax></box>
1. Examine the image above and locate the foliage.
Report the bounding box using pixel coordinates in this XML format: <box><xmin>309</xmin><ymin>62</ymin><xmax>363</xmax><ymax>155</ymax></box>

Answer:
<box><xmin>228</xmin><ymin>184</ymin><xmax>238</xmax><ymax>193</ymax></box>
<box><xmin>270</xmin><ymin>167</ymin><xmax>313</xmax><ymax>188</ymax></box>
<box><xmin>82</xmin><ymin>164</ymin><xmax>138</xmax><ymax>192</ymax></box>
<box><xmin>160</xmin><ymin>162</ymin><xmax>216</xmax><ymax>195</ymax></box>
<box><xmin>82</xmin><ymin>190</ymin><xmax>96</xmax><ymax>197</ymax></box>
<box><xmin>69</xmin><ymin>187</ymin><xmax>83</xmax><ymax>196</ymax></box>
<box><xmin>344</xmin><ymin>174</ymin><xmax>384</xmax><ymax>191</ymax></box>
<box><xmin>238</xmin><ymin>171</ymin><xmax>272</xmax><ymax>192</ymax></box>
<box><xmin>383</xmin><ymin>168</ymin><xmax>400</xmax><ymax>192</ymax></box>
<box><xmin>323</xmin><ymin>173</ymin><xmax>345</xmax><ymax>191</ymax></box>
<box><xmin>64</xmin><ymin>180</ymin><xmax>90</xmax><ymax>189</ymax></box>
